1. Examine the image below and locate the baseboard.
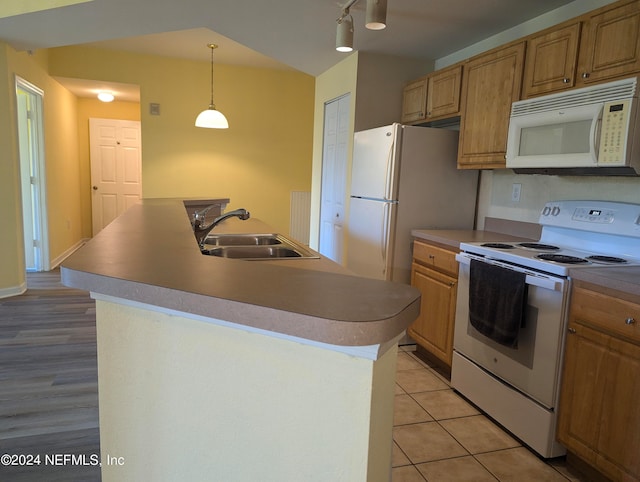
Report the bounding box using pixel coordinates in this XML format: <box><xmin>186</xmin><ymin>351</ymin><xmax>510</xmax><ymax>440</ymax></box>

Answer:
<box><xmin>0</xmin><ymin>282</ymin><xmax>27</xmax><ymax>300</ymax></box>
<box><xmin>50</xmin><ymin>238</ymin><xmax>90</xmax><ymax>269</ymax></box>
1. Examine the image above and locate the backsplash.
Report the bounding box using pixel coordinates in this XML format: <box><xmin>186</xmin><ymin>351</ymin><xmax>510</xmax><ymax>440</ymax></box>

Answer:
<box><xmin>476</xmin><ymin>170</ymin><xmax>640</xmax><ymax>228</ymax></box>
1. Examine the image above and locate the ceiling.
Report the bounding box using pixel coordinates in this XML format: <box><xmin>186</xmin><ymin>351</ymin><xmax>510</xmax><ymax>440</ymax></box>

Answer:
<box><xmin>0</xmin><ymin>0</ymin><xmax>578</xmax><ymax>100</ymax></box>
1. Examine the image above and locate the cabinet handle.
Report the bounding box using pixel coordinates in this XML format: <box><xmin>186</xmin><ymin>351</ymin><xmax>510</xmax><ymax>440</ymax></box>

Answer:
<box><xmin>582</xmin><ymin>72</ymin><xmax>590</xmax><ymax>79</ymax></box>
<box><xmin>625</xmin><ymin>317</ymin><xmax>636</xmax><ymax>325</ymax></box>
<box><xmin>562</xmin><ymin>78</ymin><xmax>570</xmax><ymax>84</ymax></box>
<box><xmin>568</xmin><ymin>327</ymin><xmax>576</xmax><ymax>334</ymax></box>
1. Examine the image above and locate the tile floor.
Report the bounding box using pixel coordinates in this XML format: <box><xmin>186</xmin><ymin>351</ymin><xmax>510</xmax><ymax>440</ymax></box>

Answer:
<box><xmin>392</xmin><ymin>347</ymin><xmax>588</xmax><ymax>482</ymax></box>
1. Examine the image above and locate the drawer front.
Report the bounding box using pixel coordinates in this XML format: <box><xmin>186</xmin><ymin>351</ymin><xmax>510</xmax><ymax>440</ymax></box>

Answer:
<box><xmin>413</xmin><ymin>241</ymin><xmax>458</xmax><ymax>276</ymax></box>
<box><xmin>571</xmin><ymin>286</ymin><xmax>640</xmax><ymax>344</ymax></box>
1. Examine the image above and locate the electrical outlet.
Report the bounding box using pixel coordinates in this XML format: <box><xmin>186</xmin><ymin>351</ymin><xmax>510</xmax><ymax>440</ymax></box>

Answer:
<box><xmin>511</xmin><ymin>183</ymin><xmax>522</xmax><ymax>203</ymax></box>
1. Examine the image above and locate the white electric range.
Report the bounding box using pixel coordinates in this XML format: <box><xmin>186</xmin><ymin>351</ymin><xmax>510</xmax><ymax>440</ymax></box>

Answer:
<box><xmin>451</xmin><ymin>200</ymin><xmax>640</xmax><ymax>458</ymax></box>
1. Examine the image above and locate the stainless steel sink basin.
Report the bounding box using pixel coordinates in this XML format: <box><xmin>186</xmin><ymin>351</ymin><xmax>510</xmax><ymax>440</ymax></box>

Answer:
<box><xmin>200</xmin><ymin>233</ymin><xmax>319</xmax><ymax>260</ymax></box>
<box><xmin>204</xmin><ymin>233</ymin><xmax>282</xmax><ymax>246</ymax></box>
<box><xmin>202</xmin><ymin>246</ymin><xmax>302</xmax><ymax>259</ymax></box>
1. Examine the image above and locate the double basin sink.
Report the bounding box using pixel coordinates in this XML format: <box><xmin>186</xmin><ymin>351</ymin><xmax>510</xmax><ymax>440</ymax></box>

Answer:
<box><xmin>200</xmin><ymin>233</ymin><xmax>319</xmax><ymax>260</ymax></box>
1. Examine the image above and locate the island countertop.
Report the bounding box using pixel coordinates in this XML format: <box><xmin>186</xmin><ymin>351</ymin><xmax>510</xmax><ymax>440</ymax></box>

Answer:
<box><xmin>61</xmin><ymin>198</ymin><xmax>420</xmax><ymax>347</ymax></box>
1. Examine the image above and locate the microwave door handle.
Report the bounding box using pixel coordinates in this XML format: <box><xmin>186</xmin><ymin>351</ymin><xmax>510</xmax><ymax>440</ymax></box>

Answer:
<box><xmin>591</xmin><ymin>106</ymin><xmax>603</xmax><ymax>164</ymax></box>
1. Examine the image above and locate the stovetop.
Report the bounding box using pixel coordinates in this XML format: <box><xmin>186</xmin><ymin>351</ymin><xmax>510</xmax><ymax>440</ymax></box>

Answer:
<box><xmin>460</xmin><ymin>200</ymin><xmax>640</xmax><ymax>277</ymax></box>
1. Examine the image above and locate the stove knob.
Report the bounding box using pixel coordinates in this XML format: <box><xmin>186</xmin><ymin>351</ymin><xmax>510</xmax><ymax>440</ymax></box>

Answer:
<box><xmin>551</xmin><ymin>206</ymin><xmax>561</xmax><ymax>216</ymax></box>
<box><xmin>542</xmin><ymin>207</ymin><xmax>551</xmax><ymax>216</ymax></box>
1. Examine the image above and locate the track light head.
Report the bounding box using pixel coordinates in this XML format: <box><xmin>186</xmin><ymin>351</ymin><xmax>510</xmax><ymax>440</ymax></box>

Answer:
<box><xmin>365</xmin><ymin>0</ymin><xmax>387</xmax><ymax>30</ymax></box>
<box><xmin>336</xmin><ymin>10</ymin><xmax>354</xmax><ymax>52</ymax></box>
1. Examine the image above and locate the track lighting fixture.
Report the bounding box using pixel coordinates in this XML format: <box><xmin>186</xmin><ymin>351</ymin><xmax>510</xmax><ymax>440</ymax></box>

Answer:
<box><xmin>365</xmin><ymin>0</ymin><xmax>387</xmax><ymax>30</ymax></box>
<box><xmin>195</xmin><ymin>43</ymin><xmax>229</xmax><ymax>129</ymax></box>
<box><xmin>336</xmin><ymin>9</ymin><xmax>354</xmax><ymax>52</ymax></box>
<box><xmin>335</xmin><ymin>0</ymin><xmax>388</xmax><ymax>52</ymax></box>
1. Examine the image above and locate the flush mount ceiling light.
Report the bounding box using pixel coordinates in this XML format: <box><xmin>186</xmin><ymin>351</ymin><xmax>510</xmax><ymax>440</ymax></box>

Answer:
<box><xmin>97</xmin><ymin>91</ymin><xmax>114</xmax><ymax>102</ymax></box>
<box><xmin>195</xmin><ymin>43</ymin><xmax>229</xmax><ymax>129</ymax></box>
<box><xmin>335</xmin><ymin>0</ymin><xmax>387</xmax><ymax>53</ymax></box>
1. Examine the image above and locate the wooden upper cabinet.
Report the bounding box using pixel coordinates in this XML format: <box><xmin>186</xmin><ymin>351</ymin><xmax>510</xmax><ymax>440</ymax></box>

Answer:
<box><xmin>458</xmin><ymin>42</ymin><xmax>525</xmax><ymax>169</ymax></box>
<box><xmin>426</xmin><ymin>64</ymin><xmax>463</xmax><ymax>121</ymax></box>
<box><xmin>522</xmin><ymin>22</ymin><xmax>581</xmax><ymax>98</ymax></box>
<box><xmin>401</xmin><ymin>76</ymin><xmax>428</xmax><ymax>124</ymax></box>
<box><xmin>577</xmin><ymin>0</ymin><xmax>640</xmax><ymax>84</ymax></box>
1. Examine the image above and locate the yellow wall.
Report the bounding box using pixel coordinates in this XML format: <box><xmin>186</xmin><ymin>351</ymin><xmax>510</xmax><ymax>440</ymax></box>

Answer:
<box><xmin>0</xmin><ymin>45</ymin><xmax>83</xmax><ymax>294</ymax></box>
<box><xmin>0</xmin><ymin>44</ymin><xmax>24</xmax><ymax>293</ymax></box>
<box><xmin>49</xmin><ymin>46</ymin><xmax>315</xmax><ymax>236</ymax></box>
<box><xmin>76</xmin><ymin>99</ymin><xmax>141</xmax><ymax>238</ymax></box>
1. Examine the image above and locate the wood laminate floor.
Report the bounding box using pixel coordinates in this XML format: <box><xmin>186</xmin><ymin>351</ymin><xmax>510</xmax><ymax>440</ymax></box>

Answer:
<box><xmin>0</xmin><ymin>270</ymin><xmax>100</xmax><ymax>481</ymax></box>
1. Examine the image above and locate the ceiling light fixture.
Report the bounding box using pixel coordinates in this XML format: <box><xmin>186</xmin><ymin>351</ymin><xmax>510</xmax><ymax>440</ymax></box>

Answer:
<box><xmin>335</xmin><ymin>0</ymin><xmax>388</xmax><ymax>53</ymax></box>
<box><xmin>365</xmin><ymin>0</ymin><xmax>387</xmax><ymax>30</ymax></box>
<box><xmin>195</xmin><ymin>43</ymin><xmax>229</xmax><ymax>129</ymax></box>
<box><xmin>97</xmin><ymin>91</ymin><xmax>114</xmax><ymax>102</ymax></box>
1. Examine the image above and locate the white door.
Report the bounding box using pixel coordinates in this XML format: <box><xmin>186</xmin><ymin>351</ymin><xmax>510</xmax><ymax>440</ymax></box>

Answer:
<box><xmin>16</xmin><ymin>77</ymin><xmax>49</xmax><ymax>272</ymax></box>
<box><xmin>319</xmin><ymin>94</ymin><xmax>350</xmax><ymax>263</ymax></box>
<box><xmin>90</xmin><ymin>118</ymin><xmax>142</xmax><ymax>235</ymax></box>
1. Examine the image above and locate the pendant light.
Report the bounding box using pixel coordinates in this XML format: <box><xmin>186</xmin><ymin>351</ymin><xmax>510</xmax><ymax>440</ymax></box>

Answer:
<box><xmin>195</xmin><ymin>43</ymin><xmax>229</xmax><ymax>129</ymax></box>
<box><xmin>365</xmin><ymin>0</ymin><xmax>387</xmax><ymax>30</ymax></box>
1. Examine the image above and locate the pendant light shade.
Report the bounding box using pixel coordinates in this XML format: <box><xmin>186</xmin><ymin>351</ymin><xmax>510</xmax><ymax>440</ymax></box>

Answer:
<box><xmin>365</xmin><ymin>0</ymin><xmax>387</xmax><ymax>30</ymax></box>
<box><xmin>195</xmin><ymin>107</ymin><xmax>229</xmax><ymax>129</ymax></box>
<box><xmin>336</xmin><ymin>11</ymin><xmax>354</xmax><ymax>52</ymax></box>
<box><xmin>195</xmin><ymin>43</ymin><xmax>229</xmax><ymax>129</ymax></box>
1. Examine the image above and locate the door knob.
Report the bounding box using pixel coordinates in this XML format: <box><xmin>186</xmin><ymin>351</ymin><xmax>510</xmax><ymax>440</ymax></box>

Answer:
<box><xmin>92</xmin><ymin>186</ymin><xmax>98</xmax><ymax>190</ymax></box>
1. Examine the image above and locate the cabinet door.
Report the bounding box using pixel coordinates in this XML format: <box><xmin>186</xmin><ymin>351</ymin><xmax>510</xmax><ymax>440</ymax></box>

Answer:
<box><xmin>458</xmin><ymin>42</ymin><xmax>525</xmax><ymax>169</ymax></box>
<box><xmin>522</xmin><ymin>22</ymin><xmax>581</xmax><ymax>98</ymax></box>
<box><xmin>577</xmin><ymin>0</ymin><xmax>640</xmax><ymax>84</ymax></box>
<box><xmin>557</xmin><ymin>322</ymin><xmax>608</xmax><ymax>466</ymax></box>
<box><xmin>401</xmin><ymin>77</ymin><xmax>428</xmax><ymax>124</ymax></box>
<box><xmin>408</xmin><ymin>262</ymin><xmax>457</xmax><ymax>366</ymax></box>
<box><xmin>427</xmin><ymin>64</ymin><xmax>463</xmax><ymax>120</ymax></box>
<box><xmin>596</xmin><ymin>336</ymin><xmax>640</xmax><ymax>481</ymax></box>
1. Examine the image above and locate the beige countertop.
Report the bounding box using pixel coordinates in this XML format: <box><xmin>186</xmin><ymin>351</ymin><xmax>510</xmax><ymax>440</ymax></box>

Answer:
<box><xmin>570</xmin><ymin>267</ymin><xmax>640</xmax><ymax>301</ymax></box>
<box><xmin>61</xmin><ymin>199</ymin><xmax>420</xmax><ymax>347</ymax></box>
<box><xmin>412</xmin><ymin>229</ymin><xmax>535</xmax><ymax>250</ymax></box>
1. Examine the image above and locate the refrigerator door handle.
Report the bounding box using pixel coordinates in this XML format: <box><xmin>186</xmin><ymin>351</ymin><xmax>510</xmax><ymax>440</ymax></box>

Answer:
<box><xmin>384</xmin><ymin>142</ymin><xmax>394</xmax><ymax>201</ymax></box>
<box><xmin>381</xmin><ymin>202</ymin><xmax>390</xmax><ymax>272</ymax></box>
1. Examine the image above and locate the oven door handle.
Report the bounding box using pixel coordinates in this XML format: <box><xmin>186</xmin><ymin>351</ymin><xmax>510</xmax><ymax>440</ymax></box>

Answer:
<box><xmin>456</xmin><ymin>254</ymin><xmax>563</xmax><ymax>292</ymax></box>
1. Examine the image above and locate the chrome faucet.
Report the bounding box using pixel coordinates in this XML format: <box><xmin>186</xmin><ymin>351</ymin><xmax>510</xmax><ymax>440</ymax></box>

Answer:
<box><xmin>193</xmin><ymin>207</ymin><xmax>250</xmax><ymax>247</ymax></box>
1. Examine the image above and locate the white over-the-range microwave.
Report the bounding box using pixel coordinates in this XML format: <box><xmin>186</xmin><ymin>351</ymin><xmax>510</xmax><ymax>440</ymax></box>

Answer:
<box><xmin>506</xmin><ymin>76</ymin><xmax>640</xmax><ymax>175</ymax></box>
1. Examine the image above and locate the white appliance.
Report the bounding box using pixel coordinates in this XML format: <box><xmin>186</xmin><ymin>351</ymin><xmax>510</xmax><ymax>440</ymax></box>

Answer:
<box><xmin>346</xmin><ymin>123</ymin><xmax>478</xmax><ymax>284</ymax></box>
<box><xmin>451</xmin><ymin>200</ymin><xmax>640</xmax><ymax>458</ymax></box>
<box><xmin>506</xmin><ymin>76</ymin><xmax>640</xmax><ymax>175</ymax></box>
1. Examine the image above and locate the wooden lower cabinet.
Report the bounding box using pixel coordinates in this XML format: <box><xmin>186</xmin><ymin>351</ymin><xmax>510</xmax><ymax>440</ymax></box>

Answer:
<box><xmin>557</xmin><ymin>283</ymin><xmax>640</xmax><ymax>482</ymax></box>
<box><xmin>408</xmin><ymin>241</ymin><xmax>459</xmax><ymax>367</ymax></box>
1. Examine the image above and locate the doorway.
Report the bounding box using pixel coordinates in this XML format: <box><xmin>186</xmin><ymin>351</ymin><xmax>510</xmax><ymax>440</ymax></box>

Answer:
<box><xmin>89</xmin><ymin>118</ymin><xmax>142</xmax><ymax>235</ymax></box>
<box><xmin>318</xmin><ymin>94</ymin><xmax>350</xmax><ymax>263</ymax></box>
<box><xmin>16</xmin><ymin>77</ymin><xmax>49</xmax><ymax>272</ymax></box>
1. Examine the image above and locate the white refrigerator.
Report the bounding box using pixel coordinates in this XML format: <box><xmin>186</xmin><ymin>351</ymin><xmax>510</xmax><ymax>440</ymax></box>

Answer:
<box><xmin>346</xmin><ymin>123</ymin><xmax>478</xmax><ymax>284</ymax></box>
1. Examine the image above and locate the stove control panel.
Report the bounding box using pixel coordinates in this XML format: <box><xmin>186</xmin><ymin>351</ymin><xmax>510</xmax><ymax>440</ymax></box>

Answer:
<box><xmin>572</xmin><ymin>207</ymin><xmax>615</xmax><ymax>224</ymax></box>
<box><xmin>539</xmin><ymin>200</ymin><xmax>640</xmax><ymax>237</ymax></box>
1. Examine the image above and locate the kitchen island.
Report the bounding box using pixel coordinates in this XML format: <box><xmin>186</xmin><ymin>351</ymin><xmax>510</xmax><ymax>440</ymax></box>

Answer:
<box><xmin>61</xmin><ymin>198</ymin><xmax>420</xmax><ymax>482</ymax></box>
